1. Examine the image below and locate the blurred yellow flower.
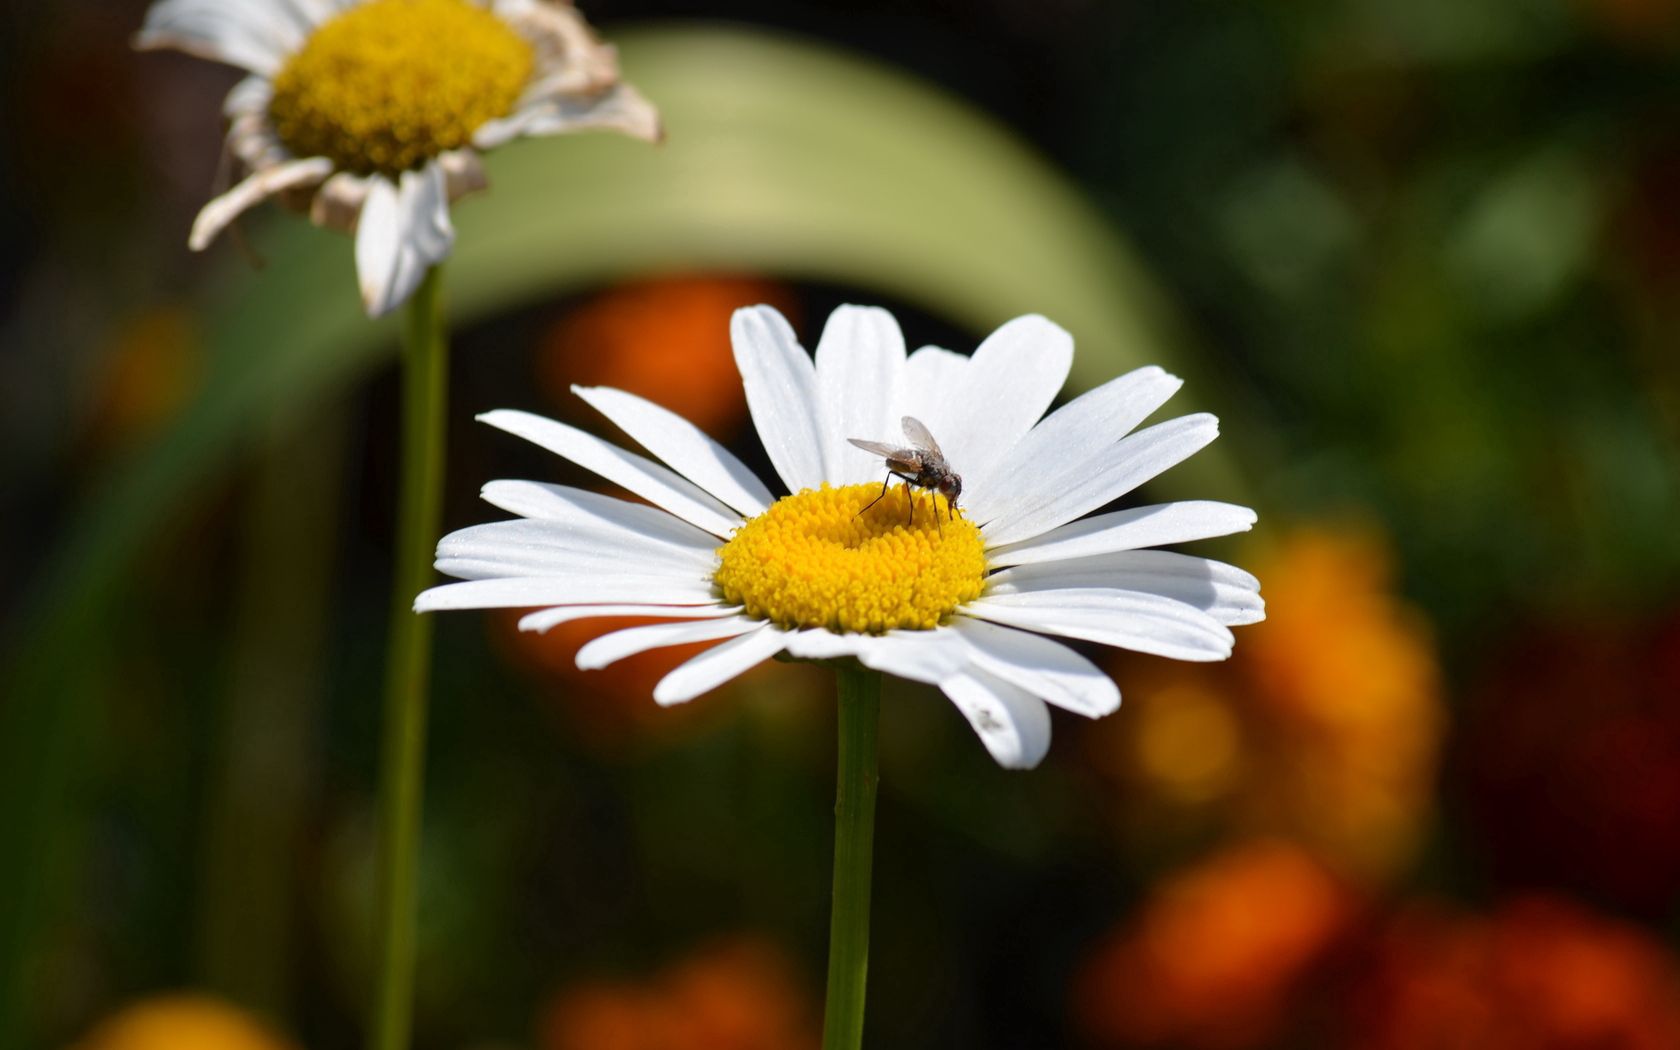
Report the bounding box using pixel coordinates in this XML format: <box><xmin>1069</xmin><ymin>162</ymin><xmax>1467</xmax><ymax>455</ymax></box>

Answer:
<box><xmin>69</xmin><ymin>995</ymin><xmax>298</xmax><ymax>1050</ymax></box>
<box><xmin>1127</xmin><ymin>675</ymin><xmax>1245</xmax><ymax>805</ymax></box>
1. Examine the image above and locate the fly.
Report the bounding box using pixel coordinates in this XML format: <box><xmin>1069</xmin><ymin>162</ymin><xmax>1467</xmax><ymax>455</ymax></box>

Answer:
<box><xmin>848</xmin><ymin>415</ymin><xmax>962</xmax><ymax>529</ymax></box>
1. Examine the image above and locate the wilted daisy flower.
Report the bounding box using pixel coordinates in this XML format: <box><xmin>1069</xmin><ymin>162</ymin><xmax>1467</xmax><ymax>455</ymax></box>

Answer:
<box><xmin>418</xmin><ymin>306</ymin><xmax>1263</xmax><ymax>768</ymax></box>
<box><xmin>136</xmin><ymin>0</ymin><xmax>661</xmax><ymax>316</ymax></box>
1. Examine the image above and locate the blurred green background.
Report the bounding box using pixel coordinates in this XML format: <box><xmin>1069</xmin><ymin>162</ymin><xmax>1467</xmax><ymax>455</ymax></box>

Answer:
<box><xmin>4</xmin><ymin>1</ymin><xmax>1680</xmax><ymax>1048</ymax></box>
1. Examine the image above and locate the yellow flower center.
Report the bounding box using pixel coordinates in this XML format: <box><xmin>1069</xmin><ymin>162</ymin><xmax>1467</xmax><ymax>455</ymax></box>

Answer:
<box><xmin>714</xmin><ymin>484</ymin><xmax>988</xmax><ymax>633</ymax></box>
<box><xmin>268</xmin><ymin>0</ymin><xmax>533</xmax><ymax>177</ymax></box>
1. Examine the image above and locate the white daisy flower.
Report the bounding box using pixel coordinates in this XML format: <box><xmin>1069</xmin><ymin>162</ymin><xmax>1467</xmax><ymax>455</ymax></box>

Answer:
<box><xmin>136</xmin><ymin>0</ymin><xmax>661</xmax><ymax>317</ymax></box>
<box><xmin>417</xmin><ymin>306</ymin><xmax>1264</xmax><ymax>769</ymax></box>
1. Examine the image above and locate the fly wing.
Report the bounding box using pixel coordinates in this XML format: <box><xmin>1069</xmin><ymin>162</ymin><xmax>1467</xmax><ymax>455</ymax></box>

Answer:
<box><xmin>848</xmin><ymin>438</ymin><xmax>923</xmax><ymax>473</ymax></box>
<box><xmin>848</xmin><ymin>438</ymin><xmax>906</xmax><ymax>458</ymax></box>
<box><xmin>900</xmin><ymin>416</ymin><xmax>943</xmax><ymax>456</ymax></box>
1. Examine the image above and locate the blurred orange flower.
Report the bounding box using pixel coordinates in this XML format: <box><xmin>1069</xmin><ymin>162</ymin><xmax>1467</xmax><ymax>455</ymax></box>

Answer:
<box><xmin>1073</xmin><ymin>841</ymin><xmax>1356</xmax><ymax>1050</ymax></box>
<box><xmin>1341</xmin><ymin>895</ymin><xmax>1680</xmax><ymax>1050</ymax></box>
<box><xmin>1090</xmin><ymin>525</ymin><xmax>1444</xmax><ymax>884</ymax></box>
<box><xmin>1237</xmin><ymin>526</ymin><xmax>1443</xmax><ymax>879</ymax></box>
<box><xmin>84</xmin><ymin>305</ymin><xmax>200</xmax><ymax>451</ymax></box>
<box><xmin>540</xmin><ymin>938</ymin><xmax>817</xmax><ymax>1050</ymax></box>
<box><xmin>539</xmin><ymin>276</ymin><xmax>795</xmax><ymax>438</ymax></box>
<box><xmin>69</xmin><ymin>995</ymin><xmax>298</xmax><ymax>1050</ymax></box>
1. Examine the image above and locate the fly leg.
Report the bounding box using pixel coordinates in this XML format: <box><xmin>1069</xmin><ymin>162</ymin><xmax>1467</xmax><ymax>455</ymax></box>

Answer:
<box><xmin>858</xmin><ymin>472</ymin><xmax>894</xmax><ymax>516</ymax></box>
<box><xmin>858</xmin><ymin>472</ymin><xmax>920</xmax><ymax>521</ymax></box>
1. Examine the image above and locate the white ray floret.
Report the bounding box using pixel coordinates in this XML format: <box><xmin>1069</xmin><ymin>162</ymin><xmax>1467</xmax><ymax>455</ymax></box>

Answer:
<box><xmin>418</xmin><ymin>304</ymin><xmax>1264</xmax><ymax>770</ymax></box>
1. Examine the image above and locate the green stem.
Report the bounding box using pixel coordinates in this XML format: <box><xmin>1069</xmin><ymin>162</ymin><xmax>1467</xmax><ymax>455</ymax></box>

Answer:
<box><xmin>369</xmin><ymin>265</ymin><xmax>449</xmax><ymax>1050</ymax></box>
<box><xmin>822</xmin><ymin>665</ymin><xmax>882</xmax><ymax>1050</ymax></box>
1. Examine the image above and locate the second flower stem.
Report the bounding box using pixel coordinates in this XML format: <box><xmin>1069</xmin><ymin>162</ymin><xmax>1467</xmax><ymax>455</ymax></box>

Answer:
<box><xmin>370</xmin><ymin>265</ymin><xmax>449</xmax><ymax>1050</ymax></box>
<box><xmin>822</xmin><ymin>664</ymin><xmax>882</xmax><ymax>1050</ymax></box>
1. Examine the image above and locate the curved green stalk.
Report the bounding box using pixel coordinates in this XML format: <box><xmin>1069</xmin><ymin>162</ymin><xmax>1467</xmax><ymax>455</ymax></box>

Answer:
<box><xmin>822</xmin><ymin>665</ymin><xmax>882</xmax><ymax>1050</ymax></box>
<box><xmin>370</xmin><ymin>265</ymin><xmax>448</xmax><ymax>1050</ymax></box>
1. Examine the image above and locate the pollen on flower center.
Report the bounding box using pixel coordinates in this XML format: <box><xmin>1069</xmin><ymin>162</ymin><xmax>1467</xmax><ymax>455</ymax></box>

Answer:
<box><xmin>713</xmin><ymin>484</ymin><xmax>988</xmax><ymax>634</ymax></box>
<box><xmin>268</xmin><ymin>0</ymin><xmax>533</xmax><ymax>177</ymax></box>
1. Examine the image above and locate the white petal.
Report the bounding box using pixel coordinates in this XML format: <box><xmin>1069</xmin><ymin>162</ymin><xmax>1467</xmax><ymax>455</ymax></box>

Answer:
<box><xmin>980</xmin><ymin>585</ymin><xmax>1257</xmax><ymax>630</ymax></box>
<box><xmin>308</xmin><ymin>171</ymin><xmax>369</xmax><ymax>232</ymax></box>
<box><xmin>354</xmin><ymin>166</ymin><xmax>455</xmax><ymax>319</ymax></box>
<box><xmin>991</xmin><ymin>549</ymin><xmax>1261</xmax><ymax>592</ymax></box>
<box><xmin>936</xmin><ymin>315</ymin><xmax>1072</xmax><ymax>489</ymax></box>
<box><xmin>987</xmin><ymin>549</ymin><xmax>1264</xmax><ymax>626</ymax></box>
<box><xmin>572</xmin><ymin>386</ymin><xmax>773</xmax><ymax>517</ymax></box>
<box><xmin>577</xmin><ymin>616</ymin><xmax>764</xmax><ymax>670</ymax></box>
<box><xmin>518</xmin><ymin>603</ymin><xmax>741</xmax><ymax>634</ymax></box>
<box><xmin>989</xmin><ymin>582</ymin><xmax>1262</xmax><ymax>629</ymax></box>
<box><xmin>222</xmin><ymin>75</ymin><xmax>272</xmax><ymax>118</ymax></box>
<box><xmin>981</xmin><ymin>413</ymin><xmax>1220</xmax><ymax>547</ymax></box>
<box><xmin>477</xmin><ymin>410</ymin><xmax>742</xmax><ymax>539</ymax></box>
<box><xmin>491</xmin><ymin>0</ymin><xmax>619</xmax><ymax>98</ymax></box>
<box><xmin>986</xmin><ymin>501</ymin><xmax>1257</xmax><ymax>567</ymax></box>
<box><xmin>226</xmin><ymin>117</ymin><xmax>289</xmax><ymax>177</ymax></box>
<box><xmin>949</xmin><ymin>618</ymin><xmax>1119</xmax><ymax>718</ymax></box>
<box><xmin>965</xmin><ymin>592</ymin><xmax>1234</xmax><ymax>662</ymax></box>
<box><xmin>781</xmin><ymin>627</ymin><xmax>1056</xmax><ymax>766</ymax></box>
<box><xmin>731</xmin><ymin>306</ymin><xmax>826</xmax><ymax>494</ymax></box>
<box><xmin>473</xmin><ymin>83</ymin><xmax>663</xmax><ymax>149</ymax></box>
<box><xmin>436</xmin><ymin>149</ymin><xmax>489</xmax><ymax>203</ymax></box>
<box><xmin>774</xmin><ymin>628</ymin><xmax>856</xmax><ymax>662</ymax></box>
<box><xmin>478</xmin><ymin>480</ymin><xmax>721</xmax><ymax>551</ymax></box>
<box><xmin>434</xmin><ymin>518</ymin><xmax>716</xmax><ymax>579</ymax></box>
<box><xmin>188</xmin><ymin>156</ymin><xmax>334</xmax><ymax>251</ymax></box>
<box><xmin>898</xmin><ymin>345</ymin><xmax>971</xmax><ymax>448</ymax></box>
<box><xmin>652</xmin><ymin>626</ymin><xmax>788</xmax><ymax>705</ymax></box>
<box><xmin>938</xmin><ymin>669</ymin><xmax>1052</xmax><ymax>770</ymax></box>
<box><xmin>814</xmin><ymin>305</ymin><xmax>908</xmax><ymax>485</ymax></box>
<box><xmin>963</xmin><ymin>365</ymin><xmax>1183</xmax><ymax>525</ymax></box>
<box><xmin>286</xmin><ymin>0</ymin><xmax>352</xmax><ymax>25</ymax></box>
<box><xmin>135</xmin><ymin>0</ymin><xmax>309</xmax><ymax>75</ymax></box>
<box><xmin>434</xmin><ymin>556</ymin><xmax>697</xmax><ymax>585</ymax></box>
<box><xmin>415</xmin><ymin>574</ymin><xmax>716</xmax><ymax>612</ymax></box>
<box><xmin>781</xmin><ymin>627</ymin><xmax>967</xmax><ymax>684</ymax></box>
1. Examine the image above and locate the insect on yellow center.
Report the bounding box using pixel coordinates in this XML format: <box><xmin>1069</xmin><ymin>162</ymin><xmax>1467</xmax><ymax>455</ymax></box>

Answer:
<box><xmin>713</xmin><ymin>484</ymin><xmax>988</xmax><ymax>634</ymax></box>
<box><xmin>268</xmin><ymin>0</ymin><xmax>534</xmax><ymax>177</ymax></box>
